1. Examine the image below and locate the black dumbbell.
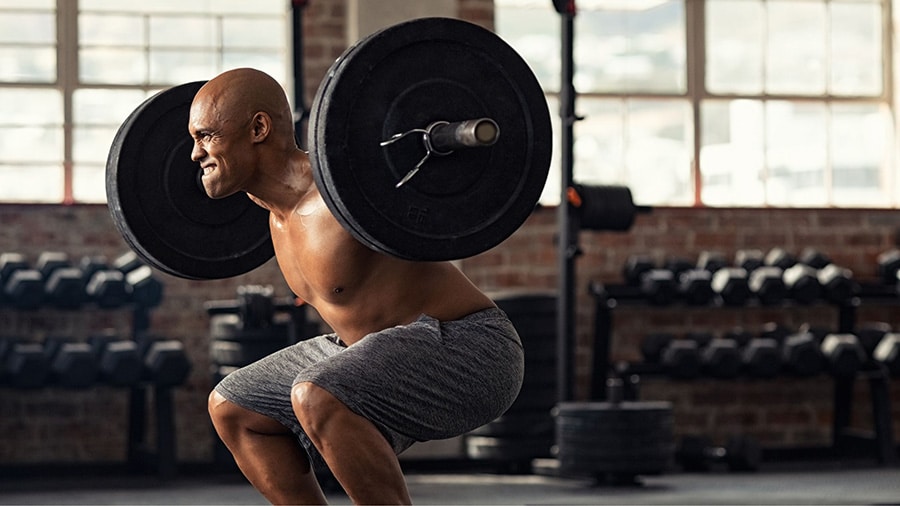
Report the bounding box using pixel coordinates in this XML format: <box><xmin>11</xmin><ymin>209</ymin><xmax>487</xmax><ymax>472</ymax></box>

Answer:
<box><xmin>136</xmin><ymin>334</ymin><xmax>192</xmax><ymax>387</ymax></box>
<box><xmin>3</xmin><ymin>255</ymin><xmax>44</xmax><ymax>309</ymax></box>
<box><xmin>799</xmin><ymin>248</ymin><xmax>831</xmax><ymax>270</ymax></box>
<box><xmin>874</xmin><ymin>333</ymin><xmax>900</xmax><ymax>376</ymax></box>
<box><xmin>780</xmin><ymin>330</ymin><xmax>825</xmax><ymax>377</ymax></box>
<box><xmin>820</xmin><ymin>333</ymin><xmax>866</xmax><ymax>377</ymax></box>
<box><xmin>711</xmin><ymin>267</ymin><xmax>751</xmax><ymax>306</ymax></box>
<box><xmin>748</xmin><ymin>266</ymin><xmax>787</xmax><ymax>305</ymax></box>
<box><xmin>660</xmin><ymin>338</ymin><xmax>701</xmax><ymax>380</ymax></box>
<box><xmin>734</xmin><ymin>249</ymin><xmax>765</xmax><ymax>273</ymax></box>
<box><xmin>36</xmin><ymin>251</ymin><xmax>70</xmax><ymax>279</ymax></box>
<box><xmin>678</xmin><ymin>269</ymin><xmax>715</xmax><ymax>306</ymax></box>
<box><xmin>765</xmin><ymin>247</ymin><xmax>797</xmax><ymax>270</ymax></box>
<box><xmin>697</xmin><ymin>250</ymin><xmax>728</xmax><ymax>274</ymax></box>
<box><xmin>856</xmin><ymin>322</ymin><xmax>900</xmax><ymax>376</ymax></box>
<box><xmin>876</xmin><ymin>249</ymin><xmax>900</xmax><ymax>284</ymax></box>
<box><xmin>1</xmin><ymin>338</ymin><xmax>50</xmax><ymax>388</ymax></box>
<box><xmin>677</xmin><ymin>434</ymin><xmax>762</xmax><ymax>472</ymax></box>
<box><xmin>816</xmin><ymin>264</ymin><xmax>857</xmax><ymax>304</ymax></box>
<box><xmin>88</xmin><ymin>332</ymin><xmax>144</xmax><ymax>387</ymax></box>
<box><xmin>43</xmin><ymin>336</ymin><xmax>99</xmax><ymax>388</ymax></box>
<box><xmin>686</xmin><ymin>332</ymin><xmax>741</xmax><ymax>379</ymax></box>
<box><xmin>44</xmin><ymin>266</ymin><xmax>88</xmax><ymax>309</ymax></box>
<box><xmin>86</xmin><ymin>270</ymin><xmax>130</xmax><ymax>308</ymax></box>
<box><xmin>126</xmin><ymin>265</ymin><xmax>164</xmax><ymax>308</ymax></box>
<box><xmin>783</xmin><ymin>264</ymin><xmax>821</xmax><ymax>304</ymax></box>
<box><xmin>718</xmin><ymin>328</ymin><xmax>780</xmax><ymax>379</ymax></box>
<box><xmin>641</xmin><ymin>333</ymin><xmax>701</xmax><ymax>379</ymax></box>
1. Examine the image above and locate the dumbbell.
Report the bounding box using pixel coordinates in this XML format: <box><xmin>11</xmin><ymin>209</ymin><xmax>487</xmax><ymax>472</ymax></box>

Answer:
<box><xmin>622</xmin><ymin>255</ymin><xmax>677</xmax><ymax>305</ymax></box>
<box><xmin>685</xmin><ymin>332</ymin><xmax>741</xmax><ymax>379</ymax></box>
<box><xmin>87</xmin><ymin>331</ymin><xmax>144</xmax><ymax>386</ymax></box>
<box><xmin>43</xmin><ymin>336</ymin><xmax>100</xmax><ymax>388</ymax></box>
<box><xmin>86</xmin><ymin>269</ymin><xmax>130</xmax><ymax>308</ymax></box>
<box><xmin>0</xmin><ymin>338</ymin><xmax>50</xmax><ymax>388</ymax></box>
<box><xmin>856</xmin><ymin>322</ymin><xmax>900</xmax><ymax>376</ymax></box>
<box><xmin>711</xmin><ymin>268</ymin><xmax>751</xmax><ymax>306</ymax></box>
<box><xmin>783</xmin><ymin>263</ymin><xmax>821</xmax><ymax>304</ymax></box>
<box><xmin>33</xmin><ymin>252</ymin><xmax>93</xmax><ymax>310</ymax></box>
<box><xmin>640</xmin><ymin>333</ymin><xmax>700</xmax><ymax>379</ymax></box>
<box><xmin>764</xmin><ymin>247</ymin><xmax>797</xmax><ymax>270</ymax></box>
<box><xmin>747</xmin><ymin>266</ymin><xmax>787</xmax><ymax>305</ymax></box>
<box><xmin>820</xmin><ymin>333</ymin><xmax>866</xmax><ymax>377</ymax></box>
<box><xmin>1</xmin><ymin>253</ymin><xmax>44</xmax><ymax>310</ymax></box>
<box><xmin>780</xmin><ymin>328</ymin><xmax>825</xmax><ymax>377</ymax></box>
<box><xmin>722</xmin><ymin>328</ymin><xmax>781</xmax><ymax>379</ymax></box>
<box><xmin>676</xmin><ymin>434</ymin><xmax>762</xmax><ymax>472</ymax></box>
<box><xmin>816</xmin><ymin>264</ymin><xmax>857</xmax><ymax>304</ymax></box>
<box><xmin>697</xmin><ymin>250</ymin><xmax>728</xmax><ymax>274</ymax></box>
<box><xmin>876</xmin><ymin>249</ymin><xmax>900</xmax><ymax>284</ymax></box>
<box><xmin>135</xmin><ymin>334</ymin><xmax>192</xmax><ymax>387</ymax></box>
<box><xmin>677</xmin><ymin>269</ymin><xmax>715</xmax><ymax>306</ymax></box>
<box><xmin>734</xmin><ymin>249</ymin><xmax>765</xmax><ymax>273</ymax></box>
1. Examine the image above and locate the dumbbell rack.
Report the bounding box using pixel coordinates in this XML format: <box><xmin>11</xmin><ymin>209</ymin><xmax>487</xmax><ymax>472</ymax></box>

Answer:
<box><xmin>589</xmin><ymin>281</ymin><xmax>898</xmax><ymax>467</ymax></box>
<box><xmin>1</xmin><ymin>301</ymin><xmax>181</xmax><ymax>479</ymax></box>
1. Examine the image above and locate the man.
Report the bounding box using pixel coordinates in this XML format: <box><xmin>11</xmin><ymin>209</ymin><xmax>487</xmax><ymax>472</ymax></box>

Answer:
<box><xmin>191</xmin><ymin>67</ymin><xmax>525</xmax><ymax>505</ymax></box>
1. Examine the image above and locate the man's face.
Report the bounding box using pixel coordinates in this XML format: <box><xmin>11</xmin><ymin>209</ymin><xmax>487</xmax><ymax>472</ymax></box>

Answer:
<box><xmin>188</xmin><ymin>96</ymin><xmax>252</xmax><ymax>199</ymax></box>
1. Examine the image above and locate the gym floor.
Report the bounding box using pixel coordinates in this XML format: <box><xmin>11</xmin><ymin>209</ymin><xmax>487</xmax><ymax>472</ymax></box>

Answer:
<box><xmin>1</xmin><ymin>461</ymin><xmax>898</xmax><ymax>505</ymax></box>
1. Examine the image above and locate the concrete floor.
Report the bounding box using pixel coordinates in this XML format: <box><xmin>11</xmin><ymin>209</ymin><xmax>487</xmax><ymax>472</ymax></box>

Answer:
<box><xmin>1</xmin><ymin>462</ymin><xmax>899</xmax><ymax>505</ymax></box>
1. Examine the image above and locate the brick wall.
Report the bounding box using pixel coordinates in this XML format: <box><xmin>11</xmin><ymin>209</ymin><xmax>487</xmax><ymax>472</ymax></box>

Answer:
<box><xmin>2</xmin><ymin>0</ymin><xmax>899</xmax><ymax>466</ymax></box>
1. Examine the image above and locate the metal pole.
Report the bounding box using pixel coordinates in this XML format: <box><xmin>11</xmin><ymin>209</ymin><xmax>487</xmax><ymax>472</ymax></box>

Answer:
<box><xmin>292</xmin><ymin>0</ymin><xmax>310</xmax><ymax>149</ymax></box>
<box><xmin>556</xmin><ymin>0</ymin><xmax>577</xmax><ymax>404</ymax></box>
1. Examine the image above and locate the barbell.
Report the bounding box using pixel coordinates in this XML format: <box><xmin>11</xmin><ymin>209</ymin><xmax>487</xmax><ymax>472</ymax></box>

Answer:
<box><xmin>106</xmin><ymin>17</ymin><xmax>552</xmax><ymax>279</ymax></box>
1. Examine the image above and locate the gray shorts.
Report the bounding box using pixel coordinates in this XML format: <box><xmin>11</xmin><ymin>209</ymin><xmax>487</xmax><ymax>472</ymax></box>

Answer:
<box><xmin>214</xmin><ymin>307</ymin><xmax>524</xmax><ymax>470</ymax></box>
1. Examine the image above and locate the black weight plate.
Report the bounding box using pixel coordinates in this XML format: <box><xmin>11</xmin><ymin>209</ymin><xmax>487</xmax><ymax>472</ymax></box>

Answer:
<box><xmin>106</xmin><ymin>81</ymin><xmax>274</xmax><ymax>279</ymax></box>
<box><xmin>309</xmin><ymin>17</ymin><xmax>551</xmax><ymax>261</ymax></box>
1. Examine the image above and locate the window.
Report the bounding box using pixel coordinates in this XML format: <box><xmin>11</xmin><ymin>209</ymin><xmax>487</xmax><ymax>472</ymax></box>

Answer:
<box><xmin>0</xmin><ymin>0</ymin><xmax>290</xmax><ymax>203</ymax></box>
<box><xmin>496</xmin><ymin>0</ymin><xmax>894</xmax><ymax>208</ymax></box>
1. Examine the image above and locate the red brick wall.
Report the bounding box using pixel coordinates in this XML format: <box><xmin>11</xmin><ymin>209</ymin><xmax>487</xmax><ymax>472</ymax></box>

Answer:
<box><xmin>2</xmin><ymin>0</ymin><xmax>899</xmax><ymax>466</ymax></box>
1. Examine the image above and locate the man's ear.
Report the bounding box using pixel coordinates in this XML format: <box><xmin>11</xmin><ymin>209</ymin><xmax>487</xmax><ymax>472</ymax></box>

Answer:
<box><xmin>250</xmin><ymin>112</ymin><xmax>271</xmax><ymax>144</ymax></box>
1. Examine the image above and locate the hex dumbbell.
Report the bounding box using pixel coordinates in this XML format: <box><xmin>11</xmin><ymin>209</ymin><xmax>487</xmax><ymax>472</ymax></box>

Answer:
<box><xmin>136</xmin><ymin>335</ymin><xmax>192</xmax><ymax>387</ymax></box>
<box><xmin>1</xmin><ymin>338</ymin><xmax>50</xmax><ymax>388</ymax></box>
<box><xmin>43</xmin><ymin>336</ymin><xmax>99</xmax><ymax>388</ymax></box>
<box><xmin>88</xmin><ymin>332</ymin><xmax>144</xmax><ymax>386</ymax></box>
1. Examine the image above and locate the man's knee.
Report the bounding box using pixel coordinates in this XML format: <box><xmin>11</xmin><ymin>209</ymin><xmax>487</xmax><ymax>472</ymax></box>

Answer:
<box><xmin>209</xmin><ymin>389</ymin><xmax>289</xmax><ymax>437</ymax></box>
<box><xmin>291</xmin><ymin>382</ymin><xmax>344</xmax><ymax>438</ymax></box>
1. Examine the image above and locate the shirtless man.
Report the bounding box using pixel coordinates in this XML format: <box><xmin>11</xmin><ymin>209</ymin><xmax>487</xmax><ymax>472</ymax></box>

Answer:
<box><xmin>191</xmin><ymin>68</ymin><xmax>525</xmax><ymax>505</ymax></box>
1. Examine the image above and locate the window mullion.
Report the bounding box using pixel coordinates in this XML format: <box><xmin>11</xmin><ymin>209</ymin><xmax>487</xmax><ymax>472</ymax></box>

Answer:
<box><xmin>58</xmin><ymin>0</ymin><xmax>78</xmax><ymax>204</ymax></box>
<box><xmin>686</xmin><ymin>0</ymin><xmax>705</xmax><ymax>206</ymax></box>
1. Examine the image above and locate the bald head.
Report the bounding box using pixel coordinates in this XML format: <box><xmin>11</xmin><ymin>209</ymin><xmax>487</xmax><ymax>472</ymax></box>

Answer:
<box><xmin>192</xmin><ymin>68</ymin><xmax>295</xmax><ymax>146</ymax></box>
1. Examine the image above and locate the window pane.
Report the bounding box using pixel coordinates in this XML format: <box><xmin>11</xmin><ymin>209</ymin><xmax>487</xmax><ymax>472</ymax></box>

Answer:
<box><xmin>830</xmin><ymin>1</ymin><xmax>882</xmax><ymax>96</ymax></box>
<box><xmin>624</xmin><ymin>99</ymin><xmax>693</xmax><ymax>204</ymax></box>
<box><xmin>0</xmin><ymin>47</ymin><xmax>55</xmax><ymax>82</ymax></box>
<box><xmin>495</xmin><ymin>0</ymin><xmax>560</xmax><ymax>92</ymax></box>
<box><xmin>701</xmin><ymin>100</ymin><xmax>766</xmax><ymax>206</ymax></box>
<box><xmin>222</xmin><ymin>18</ymin><xmax>286</xmax><ymax>49</ymax></box>
<box><xmin>149</xmin><ymin>50</ymin><xmax>218</xmax><ymax>83</ymax></box>
<box><xmin>0</xmin><ymin>11</ymin><xmax>54</xmax><ymax>43</ymax></box>
<box><xmin>766</xmin><ymin>1</ymin><xmax>827</xmax><ymax>95</ymax></box>
<box><xmin>576</xmin><ymin>1</ymin><xmax>685</xmax><ymax>93</ymax></box>
<box><xmin>149</xmin><ymin>16</ymin><xmax>216</xmax><ymax>48</ymax></box>
<box><xmin>80</xmin><ymin>48</ymin><xmax>147</xmax><ymax>84</ymax></box>
<box><xmin>766</xmin><ymin>101</ymin><xmax>828</xmax><ymax>206</ymax></box>
<box><xmin>74</xmin><ymin>89</ymin><xmax>150</xmax><ymax>125</ymax></box>
<box><xmin>0</xmin><ymin>87</ymin><xmax>62</xmax><ymax>124</ymax></box>
<box><xmin>0</xmin><ymin>126</ymin><xmax>62</xmax><ymax>162</ymax></box>
<box><xmin>706</xmin><ymin>0</ymin><xmax>764</xmax><ymax>94</ymax></box>
<box><xmin>81</xmin><ymin>0</ymin><xmax>284</xmax><ymax>15</ymax></box>
<box><xmin>222</xmin><ymin>52</ymin><xmax>287</xmax><ymax>82</ymax></box>
<box><xmin>574</xmin><ymin>98</ymin><xmax>692</xmax><ymax>206</ymax></box>
<box><xmin>73</xmin><ymin>126</ymin><xmax>118</xmax><ymax>164</ymax></box>
<box><xmin>79</xmin><ymin>14</ymin><xmax>144</xmax><ymax>46</ymax></box>
<box><xmin>831</xmin><ymin>102</ymin><xmax>892</xmax><ymax>206</ymax></box>
<box><xmin>0</xmin><ymin>0</ymin><xmax>54</xmax><ymax>8</ymax></box>
<box><xmin>72</xmin><ymin>164</ymin><xmax>106</xmax><ymax>203</ymax></box>
<box><xmin>0</xmin><ymin>165</ymin><xmax>63</xmax><ymax>202</ymax></box>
